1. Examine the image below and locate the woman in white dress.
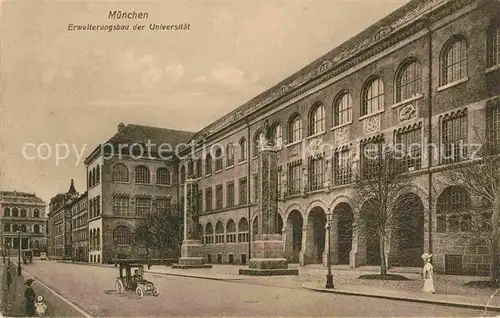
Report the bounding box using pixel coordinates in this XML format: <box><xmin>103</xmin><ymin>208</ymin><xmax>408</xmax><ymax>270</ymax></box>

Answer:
<box><xmin>421</xmin><ymin>253</ymin><xmax>435</xmax><ymax>294</ymax></box>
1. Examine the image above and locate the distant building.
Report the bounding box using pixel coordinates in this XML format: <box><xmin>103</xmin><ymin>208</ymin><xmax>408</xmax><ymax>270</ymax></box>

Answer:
<box><xmin>83</xmin><ymin>123</ymin><xmax>193</xmax><ymax>263</ymax></box>
<box><xmin>0</xmin><ymin>191</ymin><xmax>47</xmax><ymax>256</ymax></box>
<box><xmin>47</xmin><ymin>180</ymin><xmax>79</xmax><ymax>259</ymax></box>
<box><xmin>71</xmin><ymin>192</ymin><xmax>88</xmax><ymax>262</ymax></box>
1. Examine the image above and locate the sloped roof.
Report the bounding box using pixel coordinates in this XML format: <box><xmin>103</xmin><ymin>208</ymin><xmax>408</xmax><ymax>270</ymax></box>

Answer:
<box><xmin>191</xmin><ymin>0</ymin><xmax>449</xmax><ymax>141</ymax></box>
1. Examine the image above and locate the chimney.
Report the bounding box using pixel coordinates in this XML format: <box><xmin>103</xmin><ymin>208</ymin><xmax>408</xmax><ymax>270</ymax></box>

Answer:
<box><xmin>118</xmin><ymin>122</ymin><xmax>125</xmax><ymax>132</ymax></box>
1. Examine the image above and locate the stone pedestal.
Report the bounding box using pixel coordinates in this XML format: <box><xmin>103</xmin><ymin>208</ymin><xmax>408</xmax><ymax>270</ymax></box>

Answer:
<box><xmin>239</xmin><ymin>145</ymin><xmax>298</xmax><ymax>276</ymax></box>
<box><xmin>173</xmin><ymin>178</ymin><xmax>212</xmax><ymax>269</ymax></box>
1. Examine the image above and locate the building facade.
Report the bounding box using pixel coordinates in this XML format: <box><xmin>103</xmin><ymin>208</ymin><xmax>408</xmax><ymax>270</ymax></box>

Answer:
<box><xmin>71</xmin><ymin>192</ymin><xmax>88</xmax><ymax>262</ymax></box>
<box><xmin>173</xmin><ymin>0</ymin><xmax>500</xmax><ymax>275</ymax></box>
<box><xmin>83</xmin><ymin>123</ymin><xmax>192</xmax><ymax>263</ymax></box>
<box><xmin>47</xmin><ymin>180</ymin><xmax>79</xmax><ymax>259</ymax></box>
<box><xmin>0</xmin><ymin>191</ymin><xmax>47</xmax><ymax>256</ymax></box>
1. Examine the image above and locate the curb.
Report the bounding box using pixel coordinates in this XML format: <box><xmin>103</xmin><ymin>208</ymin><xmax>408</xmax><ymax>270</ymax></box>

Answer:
<box><xmin>146</xmin><ymin>270</ymin><xmax>245</xmax><ymax>282</ymax></box>
<box><xmin>302</xmin><ymin>283</ymin><xmax>500</xmax><ymax>312</ymax></box>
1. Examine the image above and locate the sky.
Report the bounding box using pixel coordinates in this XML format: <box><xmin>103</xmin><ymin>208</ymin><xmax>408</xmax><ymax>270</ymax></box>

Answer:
<box><xmin>0</xmin><ymin>0</ymin><xmax>408</xmax><ymax>205</ymax></box>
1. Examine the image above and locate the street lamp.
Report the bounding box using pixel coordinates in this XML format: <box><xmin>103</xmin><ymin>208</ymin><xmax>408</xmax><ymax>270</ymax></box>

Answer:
<box><xmin>113</xmin><ymin>237</ymin><xmax>118</xmax><ymax>267</ymax></box>
<box><xmin>325</xmin><ymin>210</ymin><xmax>334</xmax><ymax>289</ymax></box>
<box><xmin>16</xmin><ymin>230</ymin><xmax>22</xmax><ymax>276</ymax></box>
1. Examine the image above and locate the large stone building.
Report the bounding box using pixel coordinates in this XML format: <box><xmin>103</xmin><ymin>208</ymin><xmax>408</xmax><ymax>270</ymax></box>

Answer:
<box><xmin>172</xmin><ymin>0</ymin><xmax>500</xmax><ymax>275</ymax></box>
<box><xmin>83</xmin><ymin>123</ymin><xmax>193</xmax><ymax>263</ymax></box>
<box><xmin>71</xmin><ymin>192</ymin><xmax>88</xmax><ymax>262</ymax></box>
<box><xmin>0</xmin><ymin>191</ymin><xmax>47</xmax><ymax>256</ymax></box>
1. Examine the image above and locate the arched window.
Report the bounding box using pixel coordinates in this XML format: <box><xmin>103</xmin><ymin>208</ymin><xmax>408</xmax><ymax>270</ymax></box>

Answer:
<box><xmin>20</xmin><ymin>224</ymin><xmax>27</xmax><ymax>233</ymax></box>
<box><xmin>112</xmin><ymin>163</ymin><xmax>129</xmax><ymax>182</ymax></box>
<box><xmin>239</xmin><ymin>138</ymin><xmax>247</xmax><ymax>162</ymax></box>
<box><xmin>156</xmin><ymin>168</ymin><xmax>171</xmax><ymax>186</ymax></box>
<box><xmin>196</xmin><ymin>158</ymin><xmax>202</xmax><ymax>178</ymax></box>
<box><xmin>97</xmin><ymin>228</ymin><xmax>101</xmax><ymax>247</ymax></box>
<box><xmin>96</xmin><ymin>165</ymin><xmax>100</xmax><ymax>184</ymax></box>
<box><xmin>4</xmin><ymin>207</ymin><xmax>10</xmax><ymax>217</ymax></box>
<box><xmin>33</xmin><ymin>209</ymin><xmax>40</xmax><ymax>218</ymax></box>
<box><xmin>273</xmin><ymin>124</ymin><xmax>282</xmax><ymax>148</ymax></box>
<box><xmin>34</xmin><ymin>225</ymin><xmax>40</xmax><ymax>234</ymax></box>
<box><xmin>205</xmin><ymin>223</ymin><xmax>214</xmax><ymax>244</ymax></box>
<box><xmin>12</xmin><ymin>224</ymin><xmax>19</xmax><ymax>232</ymax></box>
<box><xmin>134</xmin><ymin>166</ymin><xmax>150</xmax><ymax>184</ymax></box>
<box><xmin>180</xmin><ymin>165</ymin><xmax>186</xmax><ymax>184</ymax></box>
<box><xmin>205</xmin><ymin>154</ymin><xmax>213</xmax><ymax>175</ymax></box>
<box><xmin>252</xmin><ymin>216</ymin><xmax>259</xmax><ymax>238</ymax></box>
<box><xmin>436</xmin><ymin>186</ymin><xmax>471</xmax><ymax>233</ymax></box>
<box><xmin>362</xmin><ymin>77</ymin><xmax>384</xmax><ymax>116</ymax></box>
<box><xmin>226</xmin><ymin>143</ymin><xmax>234</xmax><ymax>167</ymax></box>
<box><xmin>487</xmin><ymin>17</ymin><xmax>500</xmax><ymax>68</ymax></box>
<box><xmin>226</xmin><ymin>219</ymin><xmax>236</xmax><ymax>243</ymax></box>
<box><xmin>88</xmin><ymin>171</ymin><xmax>92</xmax><ymax>188</ymax></box>
<box><xmin>215</xmin><ymin>221</ymin><xmax>224</xmax><ymax>244</ymax></box>
<box><xmin>441</xmin><ymin>36</ymin><xmax>468</xmax><ymax>86</ymax></box>
<box><xmin>113</xmin><ymin>225</ymin><xmax>131</xmax><ymax>245</ymax></box>
<box><xmin>238</xmin><ymin>218</ymin><xmax>249</xmax><ymax>243</ymax></box>
<box><xmin>12</xmin><ymin>208</ymin><xmax>19</xmax><ymax>218</ymax></box>
<box><xmin>334</xmin><ymin>91</ymin><xmax>352</xmax><ymax>126</ymax></box>
<box><xmin>396</xmin><ymin>59</ymin><xmax>422</xmax><ymax>102</ymax></box>
<box><xmin>253</xmin><ymin>131</ymin><xmax>264</xmax><ymax>157</ymax></box>
<box><xmin>20</xmin><ymin>209</ymin><xmax>26</xmax><ymax>218</ymax></box>
<box><xmin>215</xmin><ymin>147</ymin><xmax>223</xmax><ymax>171</ymax></box>
<box><xmin>288</xmin><ymin>114</ymin><xmax>303</xmax><ymax>144</ymax></box>
<box><xmin>309</xmin><ymin>103</ymin><xmax>325</xmax><ymax>136</ymax></box>
<box><xmin>3</xmin><ymin>224</ymin><xmax>10</xmax><ymax>232</ymax></box>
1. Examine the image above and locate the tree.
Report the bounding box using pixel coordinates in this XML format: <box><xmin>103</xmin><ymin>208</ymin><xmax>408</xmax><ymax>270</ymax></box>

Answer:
<box><xmin>351</xmin><ymin>143</ymin><xmax>425</xmax><ymax>276</ymax></box>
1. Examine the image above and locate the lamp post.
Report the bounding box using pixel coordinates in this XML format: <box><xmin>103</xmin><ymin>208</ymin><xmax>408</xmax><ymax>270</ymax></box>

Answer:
<box><xmin>325</xmin><ymin>210</ymin><xmax>334</xmax><ymax>289</ymax></box>
<box><xmin>16</xmin><ymin>230</ymin><xmax>22</xmax><ymax>276</ymax></box>
<box><xmin>113</xmin><ymin>237</ymin><xmax>118</xmax><ymax>267</ymax></box>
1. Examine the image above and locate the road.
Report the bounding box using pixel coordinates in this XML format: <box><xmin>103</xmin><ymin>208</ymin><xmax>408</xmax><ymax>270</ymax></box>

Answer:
<box><xmin>19</xmin><ymin>261</ymin><xmax>494</xmax><ymax>317</ymax></box>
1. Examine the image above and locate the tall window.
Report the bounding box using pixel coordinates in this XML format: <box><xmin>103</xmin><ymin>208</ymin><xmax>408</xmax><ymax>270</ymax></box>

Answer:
<box><xmin>227</xmin><ymin>143</ymin><xmax>234</xmax><ymax>167</ymax></box>
<box><xmin>134</xmin><ymin>166</ymin><xmax>150</xmax><ymax>184</ymax></box>
<box><xmin>308</xmin><ymin>156</ymin><xmax>324</xmax><ymax>191</ymax></box>
<box><xmin>335</xmin><ymin>150</ymin><xmax>352</xmax><ymax>186</ymax></box>
<box><xmin>253</xmin><ymin>173</ymin><xmax>259</xmax><ymax>202</ymax></box>
<box><xmin>288</xmin><ymin>163</ymin><xmax>302</xmax><ymax>195</ymax></box>
<box><xmin>239</xmin><ymin>138</ymin><xmax>247</xmax><ymax>162</ymax></box>
<box><xmin>226</xmin><ymin>182</ymin><xmax>234</xmax><ymax>208</ymax></box>
<box><xmin>361</xmin><ymin>140</ymin><xmax>383</xmax><ymax>179</ymax></box>
<box><xmin>135</xmin><ymin>197</ymin><xmax>151</xmax><ymax>216</ymax></box>
<box><xmin>334</xmin><ymin>91</ymin><xmax>352</xmax><ymax>126</ymax></box>
<box><xmin>288</xmin><ymin>114</ymin><xmax>303</xmax><ymax>144</ymax></box>
<box><xmin>112</xmin><ymin>164</ymin><xmax>129</xmax><ymax>182</ymax></box>
<box><xmin>156</xmin><ymin>197</ymin><xmax>172</xmax><ymax>214</ymax></box>
<box><xmin>205</xmin><ymin>154</ymin><xmax>213</xmax><ymax>175</ymax></box>
<box><xmin>96</xmin><ymin>165</ymin><xmax>100</xmax><ymax>184</ymax></box>
<box><xmin>196</xmin><ymin>158</ymin><xmax>202</xmax><ymax>178</ymax></box>
<box><xmin>309</xmin><ymin>103</ymin><xmax>325</xmax><ymax>136</ymax></box>
<box><xmin>488</xmin><ymin>18</ymin><xmax>500</xmax><ymax>68</ymax></box>
<box><xmin>436</xmin><ymin>186</ymin><xmax>471</xmax><ymax>233</ymax></box>
<box><xmin>215</xmin><ymin>185</ymin><xmax>223</xmax><ymax>210</ymax></box>
<box><xmin>33</xmin><ymin>225</ymin><xmax>39</xmax><ymax>234</ymax></box>
<box><xmin>238</xmin><ymin>218</ymin><xmax>249</xmax><ymax>243</ymax></box>
<box><xmin>442</xmin><ymin>113</ymin><xmax>467</xmax><ymax>164</ymax></box>
<box><xmin>239</xmin><ymin>177</ymin><xmax>247</xmax><ymax>205</ymax></box>
<box><xmin>395</xmin><ymin>127</ymin><xmax>422</xmax><ymax>173</ymax></box>
<box><xmin>253</xmin><ymin>131</ymin><xmax>264</xmax><ymax>157</ymax></box>
<box><xmin>12</xmin><ymin>208</ymin><xmax>18</xmax><ymax>217</ymax></box>
<box><xmin>362</xmin><ymin>77</ymin><xmax>384</xmax><ymax>116</ymax></box>
<box><xmin>156</xmin><ymin>168</ymin><xmax>171</xmax><ymax>185</ymax></box>
<box><xmin>273</xmin><ymin>124</ymin><xmax>283</xmax><ymax>148</ymax></box>
<box><xmin>441</xmin><ymin>36</ymin><xmax>468</xmax><ymax>86</ymax></box>
<box><xmin>396</xmin><ymin>59</ymin><xmax>422</xmax><ymax>102</ymax></box>
<box><xmin>4</xmin><ymin>208</ymin><xmax>9</xmax><ymax>217</ymax></box>
<box><xmin>113</xmin><ymin>195</ymin><xmax>129</xmax><ymax>215</ymax></box>
<box><xmin>180</xmin><ymin>166</ymin><xmax>186</xmax><ymax>184</ymax></box>
<box><xmin>215</xmin><ymin>147</ymin><xmax>223</xmax><ymax>172</ymax></box>
<box><xmin>226</xmin><ymin>219</ymin><xmax>236</xmax><ymax>243</ymax></box>
<box><xmin>205</xmin><ymin>187</ymin><xmax>213</xmax><ymax>212</ymax></box>
<box><xmin>113</xmin><ymin>226</ymin><xmax>131</xmax><ymax>245</ymax></box>
<box><xmin>215</xmin><ymin>221</ymin><xmax>224</xmax><ymax>244</ymax></box>
<box><xmin>488</xmin><ymin>100</ymin><xmax>500</xmax><ymax>150</ymax></box>
<box><xmin>205</xmin><ymin>223</ymin><xmax>214</xmax><ymax>244</ymax></box>
<box><xmin>20</xmin><ymin>209</ymin><xmax>26</xmax><ymax>218</ymax></box>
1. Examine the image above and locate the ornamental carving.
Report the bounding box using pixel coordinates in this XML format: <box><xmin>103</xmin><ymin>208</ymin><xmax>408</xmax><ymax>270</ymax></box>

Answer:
<box><xmin>289</xmin><ymin>144</ymin><xmax>301</xmax><ymax>158</ymax></box>
<box><xmin>399</xmin><ymin>104</ymin><xmax>417</xmax><ymax>122</ymax></box>
<box><xmin>334</xmin><ymin>127</ymin><xmax>349</xmax><ymax>144</ymax></box>
<box><xmin>363</xmin><ymin>115</ymin><xmax>381</xmax><ymax>135</ymax></box>
<box><xmin>308</xmin><ymin>137</ymin><xmax>323</xmax><ymax>156</ymax></box>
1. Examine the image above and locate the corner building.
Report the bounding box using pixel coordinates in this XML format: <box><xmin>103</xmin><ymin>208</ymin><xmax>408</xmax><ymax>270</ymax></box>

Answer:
<box><xmin>176</xmin><ymin>0</ymin><xmax>500</xmax><ymax>275</ymax></box>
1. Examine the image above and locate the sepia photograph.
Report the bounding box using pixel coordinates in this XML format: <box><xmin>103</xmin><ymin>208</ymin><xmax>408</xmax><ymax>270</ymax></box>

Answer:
<box><xmin>1</xmin><ymin>0</ymin><xmax>500</xmax><ymax>316</ymax></box>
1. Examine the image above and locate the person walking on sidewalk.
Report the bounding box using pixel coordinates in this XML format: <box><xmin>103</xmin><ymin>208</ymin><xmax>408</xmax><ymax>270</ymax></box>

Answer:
<box><xmin>24</xmin><ymin>278</ymin><xmax>36</xmax><ymax>316</ymax></box>
<box><xmin>421</xmin><ymin>253</ymin><xmax>435</xmax><ymax>294</ymax></box>
<box><xmin>6</xmin><ymin>267</ymin><xmax>12</xmax><ymax>291</ymax></box>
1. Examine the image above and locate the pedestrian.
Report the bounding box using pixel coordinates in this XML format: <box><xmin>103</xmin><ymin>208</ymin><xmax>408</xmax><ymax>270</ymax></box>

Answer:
<box><xmin>35</xmin><ymin>295</ymin><xmax>47</xmax><ymax>316</ymax></box>
<box><xmin>6</xmin><ymin>267</ymin><xmax>12</xmax><ymax>291</ymax></box>
<box><xmin>24</xmin><ymin>278</ymin><xmax>36</xmax><ymax>316</ymax></box>
<box><xmin>421</xmin><ymin>253</ymin><xmax>435</xmax><ymax>294</ymax></box>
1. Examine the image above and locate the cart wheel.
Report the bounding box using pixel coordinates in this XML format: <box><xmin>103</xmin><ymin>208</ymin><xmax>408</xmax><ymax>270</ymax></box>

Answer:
<box><xmin>136</xmin><ymin>286</ymin><xmax>144</xmax><ymax>298</ymax></box>
<box><xmin>115</xmin><ymin>280</ymin><xmax>124</xmax><ymax>294</ymax></box>
<box><xmin>153</xmin><ymin>285</ymin><xmax>160</xmax><ymax>297</ymax></box>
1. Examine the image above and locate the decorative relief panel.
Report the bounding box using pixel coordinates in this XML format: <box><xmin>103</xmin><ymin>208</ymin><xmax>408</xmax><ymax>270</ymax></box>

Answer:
<box><xmin>399</xmin><ymin>104</ymin><xmax>417</xmax><ymax>122</ymax></box>
<box><xmin>334</xmin><ymin>127</ymin><xmax>349</xmax><ymax>144</ymax></box>
<box><xmin>363</xmin><ymin>115</ymin><xmax>381</xmax><ymax>135</ymax></box>
<box><xmin>288</xmin><ymin>143</ymin><xmax>302</xmax><ymax>158</ymax></box>
<box><xmin>308</xmin><ymin>136</ymin><xmax>323</xmax><ymax>156</ymax></box>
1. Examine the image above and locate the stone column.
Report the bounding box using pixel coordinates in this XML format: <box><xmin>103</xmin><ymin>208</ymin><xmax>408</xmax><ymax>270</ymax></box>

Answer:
<box><xmin>173</xmin><ymin>178</ymin><xmax>212</xmax><ymax>269</ymax></box>
<box><xmin>239</xmin><ymin>144</ymin><xmax>298</xmax><ymax>276</ymax></box>
<box><xmin>299</xmin><ymin>226</ymin><xmax>307</xmax><ymax>266</ymax></box>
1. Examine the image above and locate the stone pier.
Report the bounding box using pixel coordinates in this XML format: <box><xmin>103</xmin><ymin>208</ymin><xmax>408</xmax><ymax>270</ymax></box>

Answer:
<box><xmin>173</xmin><ymin>177</ymin><xmax>212</xmax><ymax>269</ymax></box>
<box><xmin>239</xmin><ymin>144</ymin><xmax>298</xmax><ymax>276</ymax></box>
